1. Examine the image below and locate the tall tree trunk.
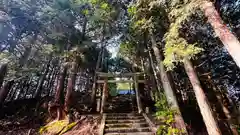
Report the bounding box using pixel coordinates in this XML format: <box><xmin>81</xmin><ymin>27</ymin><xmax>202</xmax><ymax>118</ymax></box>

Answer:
<box><xmin>147</xmin><ymin>48</ymin><xmax>161</xmax><ymax>100</ymax></box>
<box><xmin>54</xmin><ymin>64</ymin><xmax>67</xmax><ymax>105</ymax></box>
<box><xmin>46</xmin><ymin>68</ymin><xmax>57</xmax><ymax>96</ymax></box>
<box><xmin>18</xmin><ymin>33</ymin><xmax>37</xmax><ymax>68</ymax></box>
<box><xmin>16</xmin><ymin>79</ymin><xmax>28</xmax><ymax>99</ymax></box>
<box><xmin>0</xmin><ymin>80</ymin><xmax>14</xmax><ymax>104</ymax></box>
<box><xmin>91</xmin><ymin>49</ymin><xmax>103</xmax><ymax>109</ymax></box>
<box><xmin>150</xmin><ymin>34</ymin><xmax>187</xmax><ymax>132</ymax></box>
<box><xmin>207</xmin><ymin>77</ymin><xmax>239</xmax><ymax>135</ymax></box>
<box><xmin>19</xmin><ymin>47</ymin><xmax>31</xmax><ymax>68</ymax></box>
<box><xmin>45</xmin><ymin>68</ymin><xmax>53</xmax><ymax>92</ymax></box>
<box><xmin>10</xmin><ymin>82</ymin><xmax>19</xmax><ymax>100</ymax></box>
<box><xmin>0</xmin><ymin>63</ymin><xmax>7</xmax><ymax>88</ymax></box>
<box><xmin>141</xmin><ymin>57</ymin><xmax>151</xmax><ymax>102</ymax></box>
<box><xmin>23</xmin><ymin>76</ymin><xmax>33</xmax><ymax>98</ymax></box>
<box><xmin>183</xmin><ymin>58</ymin><xmax>222</xmax><ymax>135</ymax></box>
<box><xmin>201</xmin><ymin>1</ymin><xmax>240</xmax><ymax>68</ymax></box>
<box><xmin>34</xmin><ymin>59</ymin><xmax>51</xmax><ymax>98</ymax></box>
<box><xmin>53</xmin><ymin>63</ymin><xmax>67</xmax><ymax>120</ymax></box>
<box><xmin>64</xmin><ymin>56</ymin><xmax>80</xmax><ymax>112</ymax></box>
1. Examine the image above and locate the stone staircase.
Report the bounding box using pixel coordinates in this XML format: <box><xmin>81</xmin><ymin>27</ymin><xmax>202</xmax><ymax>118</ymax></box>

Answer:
<box><xmin>103</xmin><ymin>113</ymin><xmax>155</xmax><ymax>135</ymax></box>
<box><xmin>105</xmin><ymin>95</ymin><xmax>136</xmax><ymax>113</ymax></box>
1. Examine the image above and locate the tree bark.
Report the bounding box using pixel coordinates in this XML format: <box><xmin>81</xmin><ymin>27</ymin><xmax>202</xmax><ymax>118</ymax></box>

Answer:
<box><xmin>147</xmin><ymin>48</ymin><xmax>161</xmax><ymax>100</ymax></box>
<box><xmin>9</xmin><ymin>82</ymin><xmax>19</xmax><ymax>100</ymax></box>
<box><xmin>0</xmin><ymin>63</ymin><xmax>7</xmax><ymax>88</ymax></box>
<box><xmin>46</xmin><ymin>68</ymin><xmax>57</xmax><ymax>96</ymax></box>
<box><xmin>16</xmin><ymin>79</ymin><xmax>28</xmax><ymax>99</ymax></box>
<box><xmin>207</xmin><ymin>77</ymin><xmax>239</xmax><ymax>135</ymax></box>
<box><xmin>141</xmin><ymin>57</ymin><xmax>151</xmax><ymax>102</ymax></box>
<box><xmin>64</xmin><ymin>56</ymin><xmax>79</xmax><ymax>112</ymax></box>
<box><xmin>183</xmin><ymin>58</ymin><xmax>222</xmax><ymax>135</ymax></box>
<box><xmin>150</xmin><ymin>34</ymin><xmax>187</xmax><ymax>132</ymax></box>
<box><xmin>23</xmin><ymin>76</ymin><xmax>33</xmax><ymax>98</ymax></box>
<box><xmin>54</xmin><ymin>64</ymin><xmax>67</xmax><ymax>105</ymax></box>
<box><xmin>91</xmin><ymin>49</ymin><xmax>103</xmax><ymax>109</ymax></box>
<box><xmin>52</xmin><ymin>63</ymin><xmax>67</xmax><ymax>120</ymax></box>
<box><xmin>19</xmin><ymin>47</ymin><xmax>31</xmax><ymax>68</ymax></box>
<box><xmin>201</xmin><ymin>1</ymin><xmax>240</xmax><ymax>68</ymax></box>
<box><xmin>34</xmin><ymin>59</ymin><xmax>51</xmax><ymax>98</ymax></box>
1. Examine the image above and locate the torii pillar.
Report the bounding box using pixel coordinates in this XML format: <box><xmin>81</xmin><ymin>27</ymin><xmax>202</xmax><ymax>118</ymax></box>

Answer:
<box><xmin>134</xmin><ymin>74</ymin><xmax>143</xmax><ymax>113</ymax></box>
<box><xmin>100</xmin><ymin>78</ymin><xmax>108</xmax><ymax>114</ymax></box>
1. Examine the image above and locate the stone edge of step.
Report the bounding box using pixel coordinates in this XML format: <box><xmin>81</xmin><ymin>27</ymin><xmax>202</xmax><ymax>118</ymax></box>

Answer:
<box><xmin>104</xmin><ymin>127</ymin><xmax>151</xmax><ymax>133</ymax></box>
<box><xmin>104</xmin><ymin>132</ymin><xmax>155</xmax><ymax>135</ymax></box>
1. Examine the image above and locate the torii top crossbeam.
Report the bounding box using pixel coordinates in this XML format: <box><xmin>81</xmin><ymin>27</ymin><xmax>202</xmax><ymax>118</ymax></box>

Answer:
<box><xmin>96</xmin><ymin>72</ymin><xmax>145</xmax><ymax>77</ymax></box>
<box><xmin>96</xmin><ymin>72</ymin><xmax>145</xmax><ymax>83</ymax></box>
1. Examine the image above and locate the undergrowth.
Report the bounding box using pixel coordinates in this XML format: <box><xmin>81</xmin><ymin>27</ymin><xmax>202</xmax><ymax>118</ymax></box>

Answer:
<box><xmin>155</xmin><ymin>93</ymin><xmax>184</xmax><ymax>135</ymax></box>
<box><xmin>39</xmin><ymin>119</ymin><xmax>77</xmax><ymax>135</ymax></box>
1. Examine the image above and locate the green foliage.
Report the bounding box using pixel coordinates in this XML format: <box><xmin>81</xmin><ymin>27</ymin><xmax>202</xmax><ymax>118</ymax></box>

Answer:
<box><xmin>109</xmin><ymin>87</ymin><xmax>118</xmax><ymax>96</ymax></box>
<box><xmin>82</xmin><ymin>9</ymin><xmax>89</xmax><ymax>15</ymax></box>
<box><xmin>127</xmin><ymin>5</ymin><xmax>137</xmax><ymax>17</ymax></box>
<box><xmin>163</xmin><ymin>2</ymin><xmax>203</xmax><ymax>70</ymax></box>
<box><xmin>133</xmin><ymin>18</ymin><xmax>147</xmax><ymax>30</ymax></box>
<box><xmin>100</xmin><ymin>3</ymin><xmax>109</xmax><ymax>10</ymax></box>
<box><xmin>108</xmin><ymin>77</ymin><xmax>118</xmax><ymax>96</ymax></box>
<box><xmin>155</xmin><ymin>93</ymin><xmax>184</xmax><ymax>135</ymax></box>
<box><xmin>119</xmin><ymin>41</ymin><xmax>137</xmax><ymax>59</ymax></box>
<box><xmin>90</xmin><ymin>0</ymin><xmax>98</xmax><ymax>5</ymax></box>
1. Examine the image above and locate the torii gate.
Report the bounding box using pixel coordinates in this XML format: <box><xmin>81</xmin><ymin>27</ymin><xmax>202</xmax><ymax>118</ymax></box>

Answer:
<box><xmin>96</xmin><ymin>72</ymin><xmax>145</xmax><ymax>114</ymax></box>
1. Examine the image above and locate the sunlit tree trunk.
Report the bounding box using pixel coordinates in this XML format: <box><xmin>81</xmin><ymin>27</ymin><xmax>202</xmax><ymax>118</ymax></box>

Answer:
<box><xmin>54</xmin><ymin>63</ymin><xmax>67</xmax><ymax>120</ymax></box>
<box><xmin>0</xmin><ymin>63</ymin><xmax>7</xmax><ymax>88</ymax></box>
<box><xmin>150</xmin><ymin>34</ymin><xmax>187</xmax><ymax>133</ymax></box>
<box><xmin>55</xmin><ymin>64</ymin><xmax>67</xmax><ymax>104</ymax></box>
<box><xmin>64</xmin><ymin>56</ymin><xmax>80</xmax><ymax>112</ymax></box>
<box><xmin>201</xmin><ymin>1</ymin><xmax>240</xmax><ymax>68</ymax></box>
<box><xmin>183</xmin><ymin>58</ymin><xmax>222</xmax><ymax>135</ymax></box>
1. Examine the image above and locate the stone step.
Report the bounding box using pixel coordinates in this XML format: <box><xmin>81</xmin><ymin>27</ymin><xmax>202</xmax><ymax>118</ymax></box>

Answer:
<box><xmin>106</xmin><ymin>113</ymin><xmax>141</xmax><ymax>117</ymax></box>
<box><xmin>105</xmin><ymin>123</ymin><xmax>149</xmax><ymax>128</ymax></box>
<box><xmin>106</xmin><ymin>116</ymin><xmax>144</xmax><ymax>120</ymax></box>
<box><xmin>105</xmin><ymin>119</ymin><xmax>146</xmax><ymax>124</ymax></box>
<box><xmin>104</xmin><ymin>132</ymin><xmax>155</xmax><ymax>135</ymax></box>
<box><xmin>104</xmin><ymin>127</ymin><xmax>151</xmax><ymax>133</ymax></box>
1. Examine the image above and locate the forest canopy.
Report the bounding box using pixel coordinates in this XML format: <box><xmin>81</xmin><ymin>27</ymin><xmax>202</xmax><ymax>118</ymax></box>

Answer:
<box><xmin>0</xmin><ymin>0</ymin><xmax>240</xmax><ymax>135</ymax></box>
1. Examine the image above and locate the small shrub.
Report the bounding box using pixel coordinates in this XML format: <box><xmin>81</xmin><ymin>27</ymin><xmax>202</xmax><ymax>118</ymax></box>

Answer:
<box><xmin>155</xmin><ymin>93</ymin><xmax>184</xmax><ymax>135</ymax></box>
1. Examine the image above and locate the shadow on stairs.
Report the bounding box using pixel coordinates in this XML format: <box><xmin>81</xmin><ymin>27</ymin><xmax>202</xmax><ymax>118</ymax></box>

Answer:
<box><xmin>102</xmin><ymin>113</ymin><xmax>156</xmax><ymax>135</ymax></box>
